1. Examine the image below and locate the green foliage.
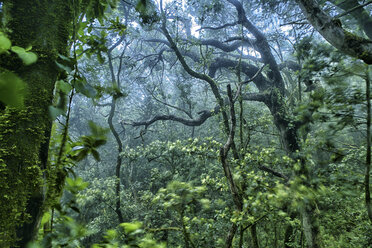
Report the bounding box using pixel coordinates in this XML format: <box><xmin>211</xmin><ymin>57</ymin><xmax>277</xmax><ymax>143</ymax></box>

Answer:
<box><xmin>30</xmin><ymin>177</ymin><xmax>90</xmax><ymax>248</ymax></box>
<box><xmin>74</xmin><ymin>138</ymin><xmax>230</xmax><ymax>246</ymax></box>
<box><xmin>30</xmin><ymin>176</ymin><xmax>164</xmax><ymax>248</ymax></box>
<box><xmin>295</xmin><ymin>37</ymin><xmax>341</xmax><ymax>84</ymax></box>
<box><xmin>0</xmin><ymin>32</ymin><xmax>37</xmax><ymax>65</ymax></box>
<box><xmin>0</xmin><ymin>71</ymin><xmax>26</xmax><ymax>108</ymax></box>
<box><xmin>10</xmin><ymin>45</ymin><xmax>38</xmax><ymax>65</ymax></box>
<box><xmin>108</xmin><ymin>16</ymin><xmax>127</xmax><ymax>36</ymax></box>
<box><xmin>135</xmin><ymin>0</ymin><xmax>160</xmax><ymax>25</ymax></box>
<box><xmin>75</xmin><ymin>20</ymin><xmax>112</xmax><ymax>65</ymax></box>
<box><xmin>71</xmin><ymin>121</ymin><xmax>109</xmax><ymax>162</ymax></box>
<box><xmin>0</xmin><ymin>32</ymin><xmax>39</xmax><ymax>108</ymax></box>
<box><xmin>93</xmin><ymin>84</ymin><xmax>128</xmax><ymax>101</ymax></box>
<box><xmin>0</xmin><ymin>32</ymin><xmax>11</xmax><ymax>54</ymax></box>
<box><xmin>66</xmin><ymin>177</ymin><xmax>90</xmax><ymax>193</ymax></box>
<box><xmin>56</xmin><ymin>54</ymin><xmax>76</xmax><ymax>74</ymax></box>
<box><xmin>84</xmin><ymin>0</ymin><xmax>118</xmax><ymax>25</ymax></box>
<box><xmin>153</xmin><ymin>181</ymin><xmax>208</xmax><ymax>212</ymax></box>
<box><xmin>74</xmin><ymin>76</ymin><xmax>97</xmax><ymax>98</ymax></box>
<box><xmin>90</xmin><ymin>222</ymin><xmax>165</xmax><ymax>248</ymax></box>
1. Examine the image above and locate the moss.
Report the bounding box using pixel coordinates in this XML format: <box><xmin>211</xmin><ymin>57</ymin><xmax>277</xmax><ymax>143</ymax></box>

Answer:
<box><xmin>343</xmin><ymin>30</ymin><xmax>372</xmax><ymax>64</ymax></box>
<box><xmin>0</xmin><ymin>108</ymin><xmax>44</xmax><ymax>246</ymax></box>
<box><xmin>0</xmin><ymin>1</ymin><xmax>74</xmax><ymax>246</ymax></box>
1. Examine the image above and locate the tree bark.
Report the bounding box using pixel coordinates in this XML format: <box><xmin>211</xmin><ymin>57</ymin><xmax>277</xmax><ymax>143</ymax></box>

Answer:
<box><xmin>0</xmin><ymin>1</ymin><xmax>72</xmax><ymax>246</ymax></box>
<box><xmin>296</xmin><ymin>0</ymin><xmax>372</xmax><ymax>64</ymax></box>
<box><xmin>250</xmin><ymin>223</ymin><xmax>259</xmax><ymax>248</ymax></box>
<box><xmin>365</xmin><ymin>65</ymin><xmax>372</xmax><ymax>223</ymax></box>
<box><xmin>330</xmin><ymin>0</ymin><xmax>372</xmax><ymax>40</ymax></box>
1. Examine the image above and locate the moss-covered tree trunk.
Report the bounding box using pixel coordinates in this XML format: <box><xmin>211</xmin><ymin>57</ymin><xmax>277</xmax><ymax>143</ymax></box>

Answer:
<box><xmin>0</xmin><ymin>1</ymin><xmax>72</xmax><ymax>246</ymax></box>
<box><xmin>296</xmin><ymin>0</ymin><xmax>372</xmax><ymax>64</ymax></box>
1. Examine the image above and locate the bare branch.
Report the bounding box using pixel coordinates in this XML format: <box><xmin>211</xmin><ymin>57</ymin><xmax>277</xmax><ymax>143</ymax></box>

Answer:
<box><xmin>220</xmin><ymin>84</ymin><xmax>242</xmax><ymax>210</ymax></box>
<box><xmin>130</xmin><ymin>107</ymin><xmax>219</xmax><ymax>128</ymax></box>
<box><xmin>198</xmin><ymin>38</ymin><xmax>253</xmax><ymax>52</ymax></box>
<box><xmin>331</xmin><ymin>0</ymin><xmax>372</xmax><ymax>40</ymax></box>
<box><xmin>242</xmin><ymin>213</ymin><xmax>269</xmax><ymax>232</ymax></box>
<box><xmin>227</xmin><ymin>0</ymin><xmax>285</xmax><ymax>92</ymax></box>
<box><xmin>95</xmin><ymin>102</ymin><xmax>111</xmax><ymax>107</ymax></box>
<box><xmin>143</xmin><ymin>39</ymin><xmax>201</xmax><ymax>62</ymax></box>
<box><xmin>241</xmin><ymin>92</ymin><xmax>268</xmax><ymax>102</ymax></box>
<box><xmin>233</xmin><ymin>65</ymin><xmax>266</xmax><ymax>102</ymax></box>
<box><xmin>147</xmin><ymin>88</ymin><xmax>193</xmax><ymax>118</ymax></box>
<box><xmin>160</xmin><ymin>16</ymin><xmax>232</xmax><ymax>136</ymax></box>
<box><xmin>198</xmin><ymin>21</ymin><xmax>239</xmax><ymax>31</ymax></box>
<box><xmin>240</xmin><ymin>65</ymin><xmax>266</xmax><ymax>85</ymax></box>
<box><xmin>224</xmin><ymin>85</ymin><xmax>236</xmax><ymax>154</ymax></box>
<box><xmin>278</xmin><ymin>60</ymin><xmax>301</xmax><ymax>71</ymax></box>
<box><xmin>257</xmin><ymin>164</ymin><xmax>289</xmax><ymax>181</ymax></box>
<box><xmin>127</xmin><ymin>91</ymin><xmax>268</xmax><ymax>129</ymax></box>
<box><xmin>215</xmin><ymin>52</ymin><xmax>263</xmax><ymax>63</ymax></box>
<box><xmin>208</xmin><ymin>58</ymin><xmax>270</xmax><ymax>91</ymax></box>
<box><xmin>280</xmin><ymin>19</ymin><xmax>308</xmax><ymax>26</ymax></box>
<box><xmin>334</xmin><ymin>0</ymin><xmax>372</xmax><ymax>19</ymax></box>
<box><xmin>224</xmin><ymin>36</ymin><xmax>255</xmax><ymax>44</ymax></box>
<box><xmin>146</xmin><ymin>227</ymin><xmax>182</xmax><ymax>232</ymax></box>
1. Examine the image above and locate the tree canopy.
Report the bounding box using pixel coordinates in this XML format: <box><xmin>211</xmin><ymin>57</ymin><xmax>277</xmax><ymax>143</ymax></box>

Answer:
<box><xmin>0</xmin><ymin>0</ymin><xmax>371</xmax><ymax>247</ymax></box>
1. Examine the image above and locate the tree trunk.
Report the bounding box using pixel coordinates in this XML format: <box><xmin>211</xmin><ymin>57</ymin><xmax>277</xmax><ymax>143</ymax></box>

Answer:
<box><xmin>0</xmin><ymin>1</ymin><xmax>72</xmax><ymax>246</ymax></box>
<box><xmin>300</xmin><ymin>206</ymin><xmax>320</xmax><ymax>248</ymax></box>
<box><xmin>330</xmin><ymin>0</ymin><xmax>372</xmax><ymax>40</ymax></box>
<box><xmin>225</xmin><ymin>223</ymin><xmax>238</xmax><ymax>248</ymax></box>
<box><xmin>296</xmin><ymin>0</ymin><xmax>372</xmax><ymax>64</ymax></box>
<box><xmin>365</xmin><ymin>65</ymin><xmax>372</xmax><ymax>223</ymax></box>
<box><xmin>108</xmin><ymin>97</ymin><xmax>125</xmax><ymax>224</ymax></box>
<box><xmin>250</xmin><ymin>223</ymin><xmax>259</xmax><ymax>248</ymax></box>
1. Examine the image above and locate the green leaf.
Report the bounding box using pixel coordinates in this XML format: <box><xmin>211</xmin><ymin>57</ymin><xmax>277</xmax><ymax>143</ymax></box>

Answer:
<box><xmin>66</xmin><ymin>177</ymin><xmax>89</xmax><ymax>191</ymax></box>
<box><xmin>73</xmin><ymin>78</ymin><xmax>96</xmax><ymax>98</ymax></box>
<box><xmin>88</xmin><ymin>120</ymin><xmax>109</xmax><ymax>136</ymax></box>
<box><xmin>70</xmin><ymin>206</ymin><xmax>80</xmax><ymax>213</ymax></box>
<box><xmin>0</xmin><ymin>72</ymin><xmax>26</xmax><ymax>108</ymax></box>
<box><xmin>58</xmin><ymin>54</ymin><xmax>71</xmax><ymax>62</ymax></box>
<box><xmin>55</xmin><ymin>61</ymin><xmax>72</xmax><ymax>73</ymax></box>
<box><xmin>0</xmin><ymin>33</ymin><xmax>11</xmax><ymax>53</ymax></box>
<box><xmin>120</xmin><ymin>222</ymin><xmax>142</xmax><ymax>233</ymax></box>
<box><xmin>81</xmin><ymin>136</ymin><xmax>95</xmax><ymax>146</ymax></box>
<box><xmin>10</xmin><ymin>45</ymin><xmax>25</xmax><ymax>54</ymax></box>
<box><xmin>93</xmin><ymin>138</ymin><xmax>107</xmax><ymax>147</ymax></box>
<box><xmin>91</xmin><ymin>149</ymin><xmax>101</xmax><ymax>161</ymax></box>
<box><xmin>66</xmin><ymin>177</ymin><xmax>75</xmax><ymax>187</ymax></box>
<box><xmin>97</xmin><ymin>52</ymin><xmax>105</xmax><ymax>64</ymax></box>
<box><xmin>26</xmin><ymin>242</ymin><xmax>41</xmax><ymax>248</ymax></box>
<box><xmin>25</xmin><ymin>45</ymin><xmax>32</xmax><ymax>52</ymax></box>
<box><xmin>71</xmin><ymin>145</ymin><xmax>85</xmax><ymax>152</ymax></box>
<box><xmin>104</xmin><ymin>229</ymin><xmax>117</xmax><ymax>240</ymax></box>
<box><xmin>72</xmin><ymin>149</ymin><xmax>89</xmax><ymax>162</ymax></box>
<box><xmin>18</xmin><ymin>52</ymin><xmax>38</xmax><ymax>65</ymax></box>
<box><xmin>40</xmin><ymin>212</ymin><xmax>51</xmax><ymax>226</ymax></box>
<box><xmin>56</xmin><ymin>80</ymin><xmax>72</xmax><ymax>94</ymax></box>
<box><xmin>11</xmin><ymin>46</ymin><xmax>37</xmax><ymax>65</ymax></box>
<box><xmin>57</xmin><ymin>54</ymin><xmax>76</xmax><ymax>72</ymax></box>
<box><xmin>48</xmin><ymin>106</ymin><xmax>65</xmax><ymax>120</ymax></box>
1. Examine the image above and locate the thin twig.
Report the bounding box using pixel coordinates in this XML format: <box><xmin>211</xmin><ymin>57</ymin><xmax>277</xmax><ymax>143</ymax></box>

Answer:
<box><xmin>334</xmin><ymin>0</ymin><xmax>372</xmax><ymax>19</ymax></box>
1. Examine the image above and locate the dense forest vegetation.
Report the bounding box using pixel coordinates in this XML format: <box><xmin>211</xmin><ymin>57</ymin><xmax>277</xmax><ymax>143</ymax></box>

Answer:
<box><xmin>0</xmin><ymin>0</ymin><xmax>372</xmax><ymax>247</ymax></box>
